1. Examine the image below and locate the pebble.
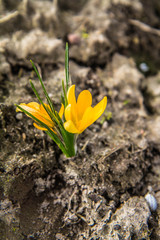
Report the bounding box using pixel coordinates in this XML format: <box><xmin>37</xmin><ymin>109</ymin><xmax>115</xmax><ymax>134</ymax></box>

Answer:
<box><xmin>102</xmin><ymin>121</ymin><xmax>108</xmax><ymax>129</ymax></box>
<box><xmin>48</xmin><ymin>93</ymin><xmax>53</xmax><ymax>98</ymax></box>
<box><xmin>16</xmin><ymin>112</ymin><xmax>23</xmax><ymax>120</ymax></box>
<box><xmin>139</xmin><ymin>62</ymin><xmax>149</xmax><ymax>72</ymax></box>
<box><xmin>145</xmin><ymin>193</ymin><xmax>158</xmax><ymax>211</ymax></box>
<box><xmin>68</xmin><ymin>33</ymin><xmax>81</xmax><ymax>44</ymax></box>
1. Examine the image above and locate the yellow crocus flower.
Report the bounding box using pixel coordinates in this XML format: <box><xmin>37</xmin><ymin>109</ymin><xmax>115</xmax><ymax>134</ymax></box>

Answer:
<box><xmin>64</xmin><ymin>85</ymin><xmax>107</xmax><ymax>134</ymax></box>
<box><xmin>17</xmin><ymin>102</ymin><xmax>64</xmax><ymax>131</ymax></box>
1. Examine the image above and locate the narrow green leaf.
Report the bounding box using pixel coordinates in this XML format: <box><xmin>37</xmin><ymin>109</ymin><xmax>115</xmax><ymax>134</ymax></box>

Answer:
<box><xmin>62</xmin><ymin>79</ymin><xmax>68</xmax><ymax>107</ymax></box>
<box><xmin>61</xmin><ymin>94</ymin><xmax>65</xmax><ymax>106</ymax></box>
<box><xmin>30</xmin><ymin>60</ymin><xmax>55</xmax><ymax>114</ymax></box>
<box><xmin>29</xmin><ymin>80</ymin><xmax>59</xmax><ymax>127</ymax></box>
<box><xmin>46</xmin><ymin>131</ymin><xmax>68</xmax><ymax>156</ymax></box>
<box><xmin>65</xmin><ymin>42</ymin><xmax>69</xmax><ymax>92</ymax></box>
<box><xmin>29</xmin><ymin>61</ymin><xmax>68</xmax><ymax>145</ymax></box>
<box><xmin>46</xmin><ymin>107</ymin><xmax>64</xmax><ymax>137</ymax></box>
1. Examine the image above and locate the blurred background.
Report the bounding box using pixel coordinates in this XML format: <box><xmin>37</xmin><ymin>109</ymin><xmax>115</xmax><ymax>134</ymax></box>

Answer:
<box><xmin>0</xmin><ymin>0</ymin><xmax>160</xmax><ymax>239</ymax></box>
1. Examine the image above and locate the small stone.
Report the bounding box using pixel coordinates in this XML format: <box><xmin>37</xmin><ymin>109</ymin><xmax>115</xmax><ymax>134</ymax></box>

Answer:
<box><xmin>139</xmin><ymin>62</ymin><xmax>149</xmax><ymax>72</ymax></box>
<box><xmin>16</xmin><ymin>112</ymin><xmax>23</xmax><ymax>120</ymax></box>
<box><xmin>55</xmin><ymin>233</ymin><xmax>65</xmax><ymax>240</ymax></box>
<box><xmin>102</xmin><ymin>121</ymin><xmax>108</xmax><ymax>129</ymax></box>
<box><xmin>145</xmin><ymin>193</ymin><xmax>158</xmax><ymax>211</ymax></box>
<box><xmin>48</xmin><ymin>93</ymin><xmax>53</xmax><ymax>98</ymax></box>
<box><xmin>68</xmin><ymin>33</ymin><xmax>81</xmax><ymax>45</ymax></box>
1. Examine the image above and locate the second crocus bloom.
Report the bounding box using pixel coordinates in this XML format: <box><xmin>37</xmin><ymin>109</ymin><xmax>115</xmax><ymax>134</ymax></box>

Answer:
<box><xmin>64</xmin><ymin>85</ymin><xmax>107</xmax><ymax>134</ymax></box>
<box><xmin>17</xmin><ymin>102</ymin><xmax>64</xmax><ymax>132</ymax></box>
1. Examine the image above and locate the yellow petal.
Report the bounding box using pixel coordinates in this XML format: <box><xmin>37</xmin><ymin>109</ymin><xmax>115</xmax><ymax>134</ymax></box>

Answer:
<box><xmin>33</xmin><ymin>123</ymin><xmax>56</xmax><ymax>134</ymax></box>
<box><xmin>79</xmin><ymin>96</ymin><xmax>107</xmax><ymax>133</ymax></box>
<box><xmin>17</xmin><ymin>102</ymin><xmax>40</xmax><ymax>112</ymax></box>
<box><xmin>59</xmin><ymin>104</ymin><xmax>64</xmax><ymax>118</ymax></box>
<box><xmin>18</xmin><ymin>104</ymin><xmax>38</xmax><ymax>115</ymax></box>
<box><xmin>33</xmin><ymin>113</ymin><xmax>53</xmax><ymax>127</ymax></box>
<box><xmin>67</xmin><ymin>85</ymin><xmax>78</xmax><ymax>123</ymax></box>
<box><xmin>27</xmin><ymin>102</ymin><xmax>40</xmax><ymax>110</ymax></box>
<box><xmin>92</xmin><ymin>96</ymin><xmax>107</xmax><ymax>122</ymax></box>
<box><xmin>64</xmin><ymin>120</ymin><xmax>79</xmax><ymax>133</ymax></box>
<box><xmin>79</xmin><ymin>107</ymin><xmax>95</xmax><ymax>133</ymax></box>
<box><xmin>33</xmin><ymin>123</ymin><xmax>47</xmax><ymax>131</ymax></box>
<box><xmin>65</xmin><ymin>103</ymin><xmax>78</xmax><ymax>124</ymax></box>
<box><xmin>65</xmin><ymin>104</ymin><xmax>72</xmax><ymax>121</ymax></box>
<box><xmin>67</xmin><ymin>85</ymin><xmax>77</xmax><ymax>107</ymax></box>
<box><xmin>18</xmin><ymin>104</ymin><xmax>53</xmax><ymax>127</ymax></box>
<box><xmin>77</xmin><ymin>90</ymin><xmax>92</xmax><ymax>120</ymax></box>
<box><xmin>40</xmin><ymin>104</ymin><xmax>51</xmax><ymax>115</ymax></box>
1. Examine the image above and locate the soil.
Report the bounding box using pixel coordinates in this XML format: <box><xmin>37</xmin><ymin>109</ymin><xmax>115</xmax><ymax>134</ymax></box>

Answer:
<box><xmin>0</xmin><ymin>0</ymin><xmax>160</xmax><ymax>239</ymax></box>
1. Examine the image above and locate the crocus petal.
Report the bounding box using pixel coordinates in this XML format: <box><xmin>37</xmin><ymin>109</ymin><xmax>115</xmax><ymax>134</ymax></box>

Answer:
<box><xmin>16</xmin><ymin>103</ymin><xmax>32</xmax><ymax>112</ymax></box>
<box><xmin>17</xmin><ymin>102</ymin><xmax>40</xmax><ymax>112</ymax></box>
<box><xmin>67</xmin><ymin>85</ymin><xmax>78</xmax><ymax>123</ymax></box>
<box><xmin>65</xmin><ymin>104</ymin><xmax>72</xmax><ymax>121</ymax></box>
<box><xmin>67</xmin><ymin>85</ymin><xmax>76</xmax><ymax>106</ymax></box>
<box><xmin>17</xmin><ymin>101</ymin><xmax>64</xmax><ymax>134</ymax></box>
<box><xmin>39</xmin><ymin>104</ymin><xmax>52</xmax><ymax>116</ymax></box>
<box><xmin>18</xmin><ymin>104</ymin><xmax>38</xmax><ymax>115</ymax></box>
<box><xmin>18</xmin><ymin>104</ymin><xmax>53</xmax><ymax>127</ymax></box>
<box><xmin>92</xmin><ymin>96</ymin><xmax>107</xmax><ymax>122</ymax></box>
<box><xmin>77</xmin><ymin>90</ymin><xmax>92</xmax><ymax>120</ymax></box>
<box><xmin>65</xmin><ymin>85</ymin><xmax>107</xmax><ymax>134</ymax></box>
<box><xmin>78</xmin><ymin>106</ymin><xmax>95</xmax><ymax>133</ymax></box>
<box><xmin>33</xmin><ymin>123</ymin><xmax>47</xmax><ymax>131</ymax></box>
<box><xmin>33</xmin><ymin>123</ymin><xmax>56</xmax><ymax>134</ymax></box>
<box><xmin>64</xmin><ymin>120</ymin><xmax>79</xmax><ymax>133</ymax></box>
<box><xmin>26</xmin><ymin>102</ymin><xmax>40</xmax><ymax>110</ymax></box>
<box><xmin>33</xmin><ymin>113</ymin><xmax>53</xmax><ymax>127</ymax></box>
<box><xmin>79</xmin><ymin>96</ymin><xmax>107</xmax><ymax>133</ymax></box>
<box><xmin>59</xmin><ymin>104</ymin><xmax>64</xmax><ymax>118</ymax></box>
<box><xmin>65</xmin><ymin>103</ymin><xmax>78</xmax><ymax>125</ymax></box>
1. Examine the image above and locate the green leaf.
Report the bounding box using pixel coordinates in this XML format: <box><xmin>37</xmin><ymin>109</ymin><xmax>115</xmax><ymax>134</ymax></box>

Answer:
<box><xmin>30</xmin><ymin>60</ymin><xmax>55</xmax><ymax>114</ymax></box>
<box><xmin>29</xmin><ymin>80</ymin><xmax>58</xmax><ymax>127</ymax></box>
<box><xmin>65</xmin><ymin>42</ymin><xmax>69</xmax><ymax>92</ymax></box>
<box><xmin>46</xmin><ymin>131</ymin><xmax>68</xmax><ymax>156</ymax></box>
<box><xmin>61</xmin><ymin>94</ymin><xmax>65</xmax><ymax>106</ymax></box>
<box><xmin>62</xmin><ymin>79</ymin><xmax>68</xmax><ymax>107</ymax></box>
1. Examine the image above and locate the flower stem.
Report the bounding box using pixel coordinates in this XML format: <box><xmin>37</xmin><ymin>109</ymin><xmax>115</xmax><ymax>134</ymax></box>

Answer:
<box><xmin>65</xmin><ymin>133</ymin><xmax>77</xmax><ymax>157</ymax></box>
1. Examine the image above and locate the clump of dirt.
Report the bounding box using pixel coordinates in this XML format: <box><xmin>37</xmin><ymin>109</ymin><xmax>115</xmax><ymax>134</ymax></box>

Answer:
<box><xmin>0</xmin><ymin>0</ymin><xmax>160</xmax><ymax>239</ymax></box>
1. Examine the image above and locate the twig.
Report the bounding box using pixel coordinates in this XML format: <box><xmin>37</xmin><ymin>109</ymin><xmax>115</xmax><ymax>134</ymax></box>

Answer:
<box><xmin>0</xmin><ymin>11</ymin><xmax>19</xmax><ymax>24</ymax></box>
<box><xmin>129</xmin><ymin>19</ymin><xmax>160</xmax><ymax>37</ymax></box>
